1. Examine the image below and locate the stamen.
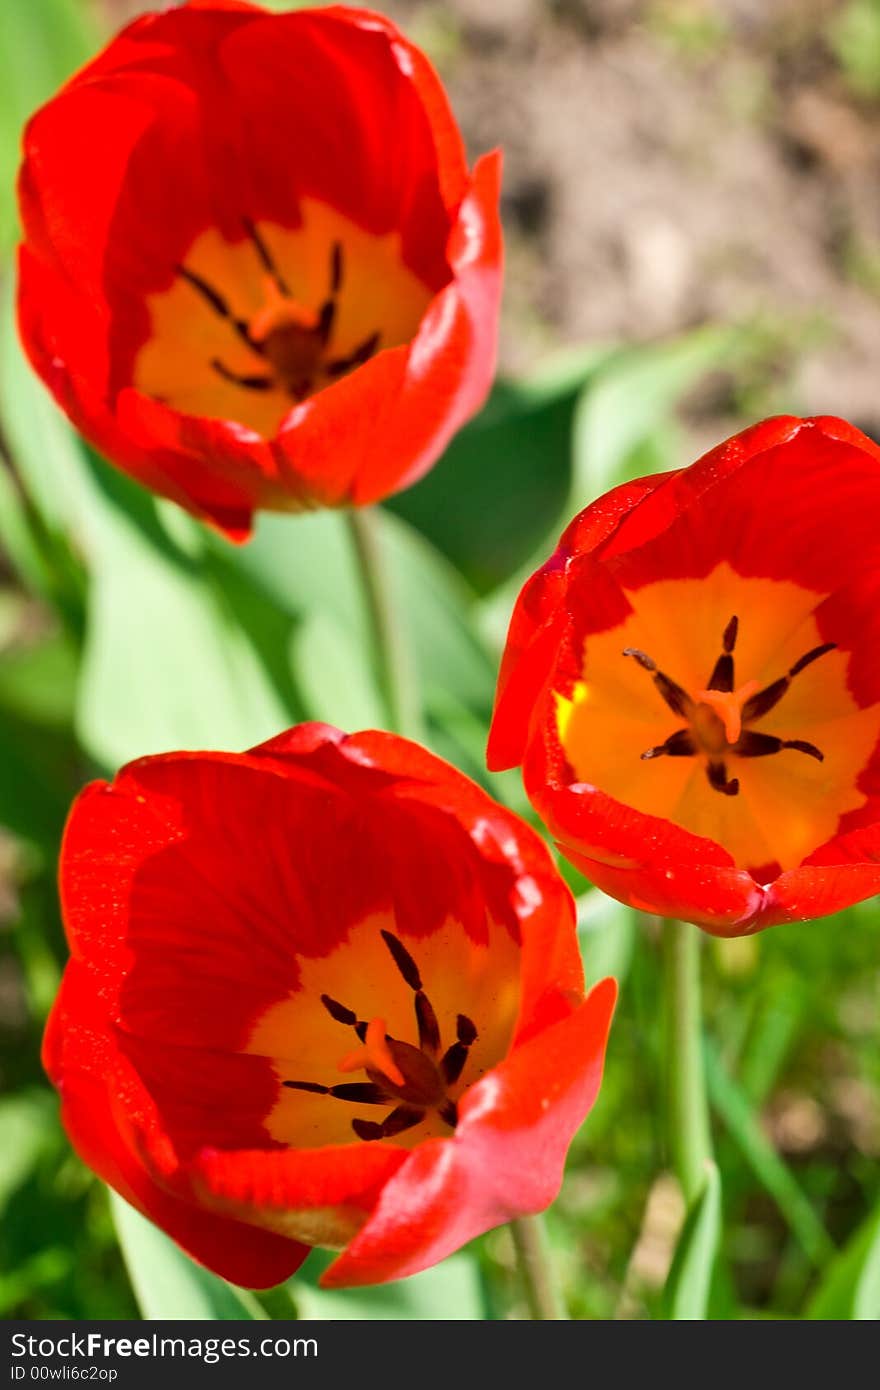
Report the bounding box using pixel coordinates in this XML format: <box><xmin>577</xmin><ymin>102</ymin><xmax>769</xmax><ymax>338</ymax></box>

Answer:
<box><xmin>415</xmin><ymin>991</ymin><xmax>441</xmax><ymax>1053</ymax></box>
<box><xmin>338</xmin><ymin>1016</ymin><xmax>405</xmax><ymax>1087</ymax></box>
<box><xmin>623</xmin><ymin>648</ymin><xmax>695</xmax><ymax>719</ymax></box>
<box><xmin>441</xmin><ymin>1019</ymin><xmax>477</xmax><ymax>1086</ymax></box>
<box><xmin>330</xmin><ymin>241</ymin><xmax>343</xmax><ymax>295</ymax></box>
<box><xmin>325</xmin><ymin>331</ymin><xmax>381</xmax><ymax>378</ymax></box>
<box><xmin>321</xmin><ymin>993</ymin><xmax>368</xmax><ymax>1041</ymax></box>
<box><xmin>380</xmin><ymin>930</ymin><xmax>422</xmax><ymax>991</ymax></box>
<box><xmin>741</xmin><ymin>643</ymin><xmax>837</xmax><ymax>722</ymax></box>
<box><xmin>176</xmin><ymin>264</ymin><xmax>260</xmax><ymax>353</ymax></box>
<box><xmin>352</xmin><ymin>1105</ymin><xmax>425</xmax><ymax>1141</ymax></box>
<box><xmin>438</xmin><ymin>1099</ymin><xmax>458</xmax><ymax>1129</ymax></box>
<box><xmin>735</xmin><ymin>731</ymin><xmax>824</xmax><ymax>761</ymax></box>
<box><xmin>242</xmin><ymin>217</ymin><xmax>290</xmax><ymax>296</ymax></box>
<box><xmin>706</xmin><ymin>614</ymin><xmax>739</xmax><ymax>693</ymax></box>
<box><xmin>210</xmin><ymin>359</ymin><xmax>274</xmax><ymax>391</ymax></box>
<box><xmin>706</xmin><ymin>760</ymin><xmax>740</xmax><ymax>796</ymax></box>
<box><xmin>641</xmin><ymin>728</ymin><xmax>696</xmax><ymax>760</ymax></box>
<box><xmin>282</xmin><ymin>1081</ymin><xmax>388</xmax><ymax>1104</ymax></box>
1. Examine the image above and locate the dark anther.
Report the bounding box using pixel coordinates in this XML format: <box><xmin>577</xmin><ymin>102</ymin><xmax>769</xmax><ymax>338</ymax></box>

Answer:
<box><xmin>320</xmin><ymin>993</ymin><xmax>367</xmax><ymax>1041</ymax></box>
<box><xmin>741</xmin><ymin>642</ymin><xmax>837</xmax><ymax>722</ymax></box>
<box><xmin>439</xmin><ymin>1100</ymin><xmax>458</xmax><ymax>1129</ymax></box>
<box><xmin>623</xmin><ymin>648</ymin><xmax>695</xmax><ymax>719</ymax></box>
<box><xmin>351</xmin><ymin>1118</ymin><xmax>383</xmax><ymax>1141</ymax></box>
<box><xmin>176</xmin><ymin>264</ymin><xmax>261</xmax><ymax>353</ymax></box>
<box><xmin>706</xmin><ymin>760</ymin><xmax>740</xmax><ymax>796</ymax></box>
<box><xmin>623</xmin><ymin>648</ymin><xmax>655</xmax><ymax>671</ymax></box>
<box><xmin>381</xmin><ymin>1105</ymin><xmax>425</xmax><ymax>1138</ymax></box>
<box><xmin>415</xmin><ymin>991</ymin><xmax>441</xmax><ymax>1053</ymax></box>
<box><xmin>242</xmin><ymin>217</ymin><xmax>290</xmax><ymax>296</ymax></box>
<box><xmin>641</xmin><ymin>728</ymin><xmax>696</xmax><ymax>760</ymax></box>
<box><xmin>325</xmin><ymin>331</ymin><xmax>381</xmax><ymax>378</ymax></box>
<box><xmin>790</xmin><ymin>642</ymin><xmax>837</xmax><ymax>677</ymax></box>
<box><xmin>330</xmin><ymin>241</ymin><xmax>343</xmax><ymax>295</ymax></box>
<box><xmin>321</xmin><ymin>994</ymin><xmax>356</xmax><ymax>1026</ymax></box>
<box><xmin>352</xmin><ymin>1106</ymin><xmax>425</xmax><ymax>1141</ymax></box>
<box><xmin>283</xmin><ymin>1080</ymin><xmax>388</xmax><ymax>1104</ymax></box>
<box><xmin>457</xmin><ymin>1015</ymin><xmax>478</xmax><ymax>1046</ymax></box>
<box><xmin>381</xmin><ymin>929</ymin><xmax>423</xmax><ymax>991</ymax></box>
<box><xmin>735</xmin><ymin>731</ymin><xmax>824</xmax><ymax>761</ymax></box>
<box><xmin>210</xmin><ymin>359</ymin><xmax>274</xmax><ymax>391</ymax></box>
<box><xmin>707</xmin><ymin>614</ymin><xmax>739</xmax><ymax>693</ymax></box>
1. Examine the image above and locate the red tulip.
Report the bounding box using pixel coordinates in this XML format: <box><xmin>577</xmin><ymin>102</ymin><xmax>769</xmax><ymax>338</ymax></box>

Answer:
<box><xmin>488</xmin><ymin>416</ymin><xmax>880</xmax><ymax>936</ymax></box>
<box><xmin>46</xmin><ymin>723</ymin><xmax>614</xmax><ymax>1288</ymax></box>
<box><xmin>17</xmin><ymin>2</ymin><xmax>502</xmax><ymax>540</ymax></box>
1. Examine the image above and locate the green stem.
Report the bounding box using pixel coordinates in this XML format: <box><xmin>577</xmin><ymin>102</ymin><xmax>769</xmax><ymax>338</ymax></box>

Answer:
<box><xmin>663</xmin><ymin>918</ymin><xmax>713</xmax><ymax>1206</ymax></box>
<box><xmin>509</xmin><ymin>1215</ymin><xmax>565</xmax><ymax>1320</ymax></box>
<box><xmin>346</xmin><ymin>507</ymin><xmax>422</xmax><ymax>740</ymax></box>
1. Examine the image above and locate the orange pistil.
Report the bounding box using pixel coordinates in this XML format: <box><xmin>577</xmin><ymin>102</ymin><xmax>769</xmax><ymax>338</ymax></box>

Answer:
<box><xmin>694</xmin><ymin>681</ymin><xmax>759</xmax><ymax>746</ymax></box>
<box><xmin>338</xmin><ymin>1016</ymin><xmax>405</xmax><ymax>1088</ymax></box>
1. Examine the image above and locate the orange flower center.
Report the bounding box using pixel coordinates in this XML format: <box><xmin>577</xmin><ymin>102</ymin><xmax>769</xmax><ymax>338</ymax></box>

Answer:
<box><xmin>133</xmin><ymin>201</ymin><xmax>436</xmax><ymax>437</ymax></box>
<box><xmin>281</xmin><ymin>929</ymin><xmax>476</xmax><ymax>1141</ymax></box>
<box><xmin>555</xmin><ymin>566</ymin><xmax>880</xmax><ymax>878</ymax></box>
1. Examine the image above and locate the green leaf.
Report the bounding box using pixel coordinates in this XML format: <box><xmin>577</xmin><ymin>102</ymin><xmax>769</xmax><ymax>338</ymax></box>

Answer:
<box><xmin>0</xmin><ymin>0</ymin><xmax>100</xmax><ymax>250</ymax></box>
<box><xmin>577</xmin><ymin>891</ymin><xmax>637</xmax><ymax>990</ymax></box>
<box><xmin>109</xmin><ymin>1193</ymin><xmax>265</xmax><ymax>1321</ymax></box>
<box><xmin>292</xmin><ymin>610</ymin><xmax>384</xmax><ymax>729</ymax></box>
<box><xmin>805</xmin><ymin>1198</ymin><xmax>880</xmax><ymax>1320</ymax></box>
<box><xmin>705</xmin><ymin>1041</ymin><xmax>834</xmax><ymax>1266</ymax></box>
<box><xmin>571</xmin><ymin>325</ymin><xmax>742</xmax><ymax>505</ymax></box>
<box><xmin>388</xmin><ymin>347</ymin><xmax>616</xmax><ymax>591</ymax></box>
<box><xmin>0</xmin><ymin>1091</ymin><xmax>57</xmax><ymax>1216</ymax></box>
<box><xmin>291</xmin><ymin>1250</ymin><xmax>486</xmax><ymax>1319</ymax></box>
<box><xmin>662</xmin><ymin>1161</ymin><xmax>722</xmax><ymax>1320</ymax></box>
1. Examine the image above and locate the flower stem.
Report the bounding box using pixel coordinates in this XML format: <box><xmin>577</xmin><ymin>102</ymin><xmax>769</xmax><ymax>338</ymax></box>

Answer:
<box><xmin>663</xmin><ymin>918</ymin><xmax>713</xmax><ymax>1205</ymax></box>
<box><xmin>509</xmin><ymin>1215</ymin><xmax>565</xmax><ymax>1320</ymax></box>
<box><xmin>346</xmin><ymin>507</ymin><xmax>423</xmax><ymax>741</ymax></box>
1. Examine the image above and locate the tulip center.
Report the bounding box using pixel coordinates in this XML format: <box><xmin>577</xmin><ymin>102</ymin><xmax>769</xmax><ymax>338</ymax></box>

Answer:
<box><xmin>623</xmin><ymin>614</ymin><xmax>834</xmax><ymax>798</ymax></box>
<box><xmin>133</xmin><ymin>202</ymin><xmax>436</xmax><ymax>437</ymax></box>
<box><xmin>282</xmin><ymin>930</ymin><xmax>476</xmax><ymax>1141</ymax></box>
<box><xmin>554</xmin><ymin>565</ymin><xmax>880</xmax><ymax>877</ymax></box>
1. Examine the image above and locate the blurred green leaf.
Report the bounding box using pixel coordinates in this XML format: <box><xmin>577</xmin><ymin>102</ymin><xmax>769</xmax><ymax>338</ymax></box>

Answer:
<box><xmin>291</xmin><ymin>1250</ymin><xmax>486</xmax><ymax>1319</ymax></box>
<box><xmin>805</xmin><ymin>1198</ymin><xmax>880</xmax><ymax>1320</ymax></box>
<box><xmin>0</xmin><ymin>0</ymin><xmax>99</xmax><ymax>250</ymax></box>
<box><xmin>110</xmin><ymin>1193</ymin><xmax>265</xmax><ymax>1321</ymax></box>
<box><xmin>662</xmin><ymin>1160</ymin><xmax>721</xmax><ymax>1320</ymax></box>
<box><xmin>577</xmin><ymin>891</ymin><xmax>637</xmax><ymax>991</ymax></box>
<box><xmin>0</xmin><ymin>1091</ymin><xmax>57</xmax><ymax>1215</ymax></box>
<box><xmin>706</xmin><ymin>1041</ymin><xmax>834</xmax><ymax>1266</ymax></box>
<box><xmin>292</xmin><ymin>610</ymin><xmax>384</xmax><ymax>728</ymax></box>
<box><xmin>571</xmin><ymin>325</ymin><xmax>741</xmax><ymax>505</ymax></box>
<box><xmin>389</xmin><ymin>347</ymin><xmax>616</xmax><ymax>591</ymax></box>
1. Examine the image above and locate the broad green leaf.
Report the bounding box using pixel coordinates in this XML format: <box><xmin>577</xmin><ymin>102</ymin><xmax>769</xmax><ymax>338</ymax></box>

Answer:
<box><xmin>388</xmin><ymin>347</ymin><xmax>616</xmax><ymax>591</ymax></box>
<box><xmin>292</xmin><ymin>610</ymin><xmax>384</xmax><ymax>728</ymax></box>
<box><xmin>0</xmin><ymin>1091</ymin><xmax>57</xmax><ymax>1215</ymax></box>
<box><xmin>0</xmin><ymin>0</ymin><xmax>99</xmax><ymax>250</ymax></box>
<box><xmin>77</xmin><ymin>503</ymin><xmax>292</xmax><ymax>767</ymax></box>
<box><xmin>805</xmin><ymin>1198</ymin><xmax>880</xmax><ymax>1320</ymax></box>
<box><xmin>706</xmin><ymin>1041</ymin><xmax>833</xmax><ymax>1265</ymax></box>
<box><xmin>570</xmin><ymin>325</ymin><xmax>743</xmax><ymax>505</ymax></box>
<box><xmin>577</xmin><ymin>891</ymin><xmax>637</xmax><ymax>990</ymax></box>
<box><xmin>662</xmin><ymin>1161</ymin><xmax>722</xmax><ymax>1320</ymax></box>
<box><xmin>291</xmin><ymin>1251</ymin><xmax>485</xmax><ymax>1319</ymax></box>
<box><xmin>110</xmin><ymin>1193</ymin><xmax>265</xmax><ymax>1321</ymax></box>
